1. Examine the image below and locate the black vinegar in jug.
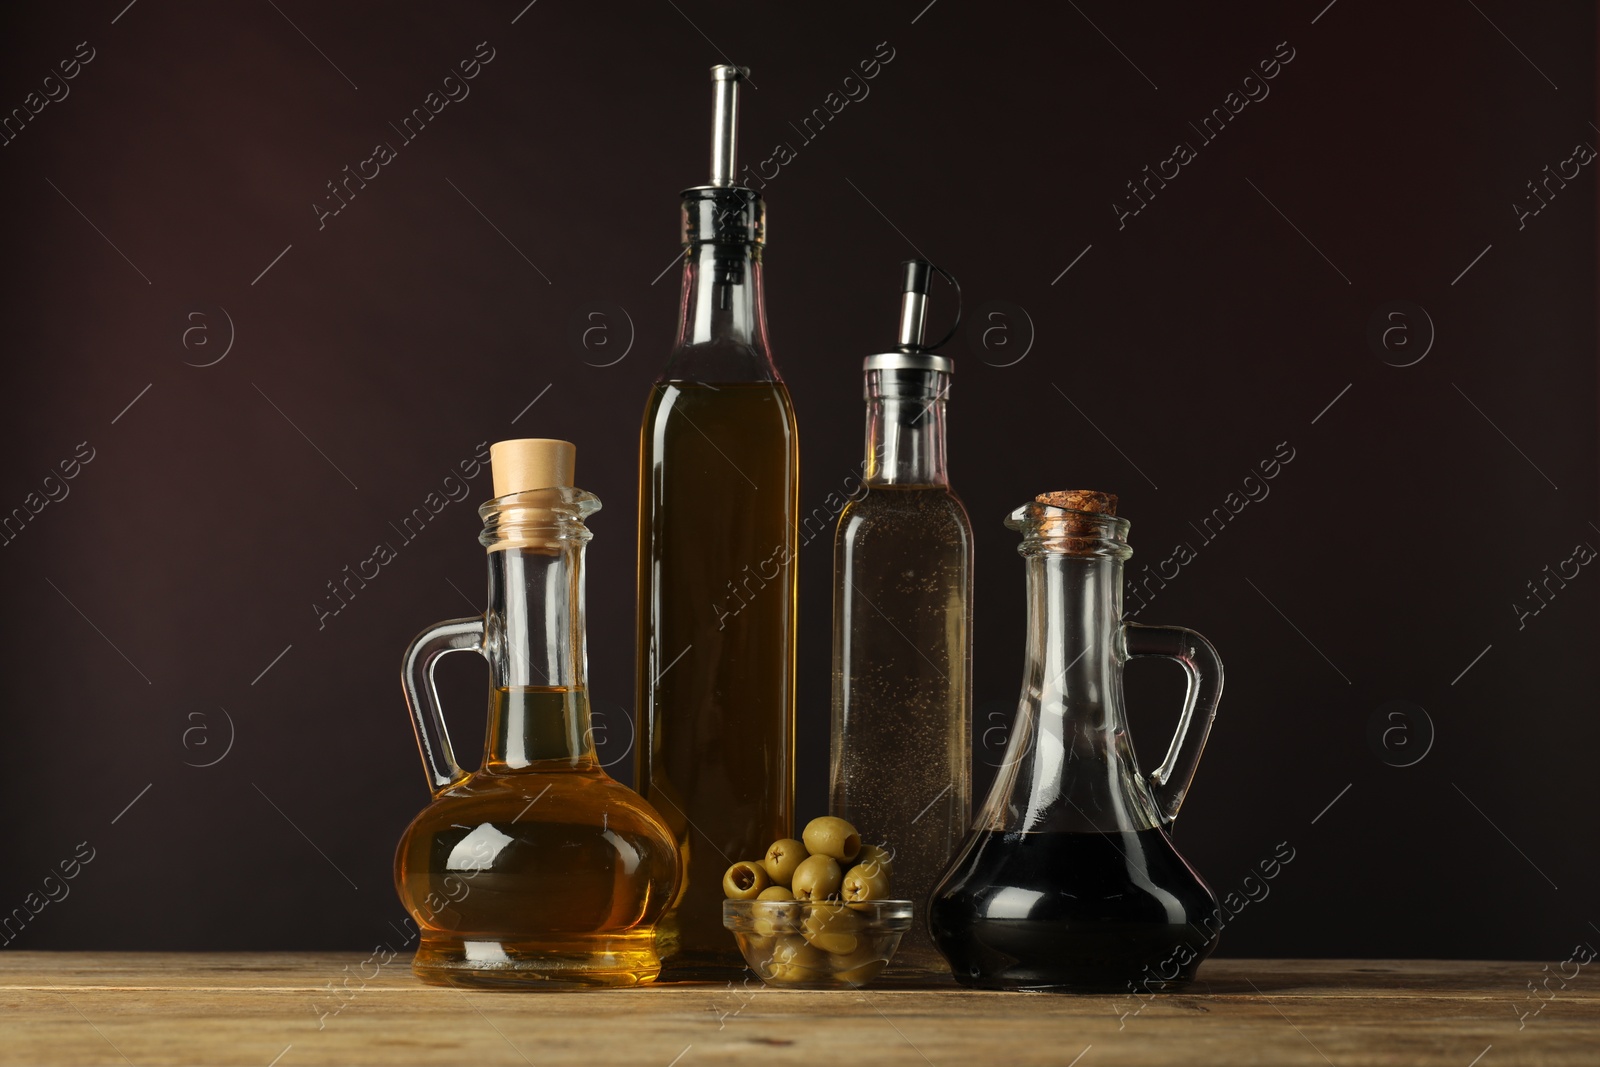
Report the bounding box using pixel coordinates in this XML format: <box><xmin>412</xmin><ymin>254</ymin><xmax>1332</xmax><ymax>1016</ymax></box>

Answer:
<box><xmin>929</xmin><ymin>491</ymin><xmax>1224</xmax><ymax>992</ymax></box>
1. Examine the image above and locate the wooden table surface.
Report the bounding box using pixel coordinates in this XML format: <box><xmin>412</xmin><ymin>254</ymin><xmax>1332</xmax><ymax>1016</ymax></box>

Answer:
<box><xmin>1</xmin><ymin>954</ymin><xmax>1594</xmax><ymax>1066</ymax></box>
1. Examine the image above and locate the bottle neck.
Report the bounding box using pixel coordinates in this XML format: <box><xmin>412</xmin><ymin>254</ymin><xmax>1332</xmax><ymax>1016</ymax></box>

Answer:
<box><xmin>482</xmin><ymin>541</ymin><xmax>595</xmax><ymax>770</ymax></box>
<box><xmin>677</xmin><ymin>240</ymin><xmax>768</xmax><ymax>348</ymax></box>
<box><xmin>668</xmin><ymin>211</ymin><xmax>777</xmax><ymax>382</ymax></box>
<box><xmin>864</xmin><ymin>369</ymin><xmax>950</xmax><ymax>487</ymax></box>
<box><xmin>1025</xmin><ymin>553</ymin><xmax>1122</xmax><ymax>725</ymax></box>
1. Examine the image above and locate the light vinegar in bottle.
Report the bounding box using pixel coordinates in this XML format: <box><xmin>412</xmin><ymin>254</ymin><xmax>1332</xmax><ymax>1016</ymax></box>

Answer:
<box><xmin>833</xmin><ymin>485</ymin><xmax>972</xmax><ymax>971</ymax></box>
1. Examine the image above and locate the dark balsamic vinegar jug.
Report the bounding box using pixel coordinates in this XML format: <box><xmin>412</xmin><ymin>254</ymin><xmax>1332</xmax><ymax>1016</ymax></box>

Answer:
<box><xmin>929</xmin><ymin>491</ymin><xmax>1224</xmax><ymax>992</ymax></box>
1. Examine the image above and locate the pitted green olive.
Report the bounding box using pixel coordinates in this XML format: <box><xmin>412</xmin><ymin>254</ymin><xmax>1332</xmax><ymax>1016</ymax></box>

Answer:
<box><xmin>807</xmin><ymin>930</ymin><xmax>858</xmax><ymax>955</ymax></box>
<box><xmin>790</xmin><ymin>854</ymin><xmax>842</xmax><ymax>901</ymax></box>
<box><xmin>837</xmin><ymin>960</ymin><xmax>886</xmax><ymax>985</ymax></box>
<box><xmin>802</xmin><ymin>816</ymin><xmax>862</xmax><ymax>863</ymax></box>
<box><xmin>842</xmin><ymin>862</ymin><xmax>891</xmax><ymax>903</ymax></box>
<box><xmin>722</xmin><ymin>860</ymin><xmax>769</xmax><ymax>900</ymax></box>
<box><xmin>827</xmin><ymin>938</ymin><xmax>884</xmax><ymax>971</ymax></box>
<box><xmin>757</xmin><ymin>885</ymin><xmax>794</xmax><ymax>901</ymax></box>
<box><xmin>800</xmin><ymin>901</ymin><xmax>863</xmax><ymax>935</ymax></box>
<box><xmin>752</xmin><ymin>899</ymin><xmax>788</xmax><ymax>937</ymax></box>
<box><xmin>761</xmin><ymin>838</ymin><xmax>807</xmax><ymax>886</ymax></box>
<box><xmin>768</xmin><ymin>962</ymin><xmax>829</xmax><ymax>985</ymax></box>
<box><xmin>769</xmin><ymin>934</ymin><xmax>828</xmax><ymax>969</ymax></box>
<box><xmin>800</xmin><ymin>901</ymin><xmax>864</xmax><ymax>954</ymax></box>
<box><xmin>855</xmin><ymin>843</ymin><xmax>894</xmax><ymax>878</ymax></box>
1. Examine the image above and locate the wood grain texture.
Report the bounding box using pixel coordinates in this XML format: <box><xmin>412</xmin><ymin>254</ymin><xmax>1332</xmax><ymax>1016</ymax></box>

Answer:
<box><xmin>0</xmin><ymin>955</ymin><xmax>1594</xmax><ymax>1066</ymax></box>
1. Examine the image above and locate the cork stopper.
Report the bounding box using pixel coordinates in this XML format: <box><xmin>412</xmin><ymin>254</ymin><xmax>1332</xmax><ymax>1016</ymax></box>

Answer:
<box><xmin>490</xmin><ymin>439</ymin><xmax>576</xmax><ymax>497</ymax></box>
<box><xmin>1033</xmin><ymin>490</ymin><xmax>1120</xmax><ymax>543</ymax></box>
<box><xmin>1035</xmin><ymin>490</ymin><xmax>1117</xmax><ymax>516</ymax></box>
<box><xmin>483</xmin><ymin>439</ymin><xmax>583</xmax><ymax>555</ymax></box>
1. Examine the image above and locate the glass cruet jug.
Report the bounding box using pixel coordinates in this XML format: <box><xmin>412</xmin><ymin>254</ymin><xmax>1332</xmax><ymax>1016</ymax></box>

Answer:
<box><xmin>929</xmin><ymin>490</ymin><xmax>1224</xmax><ymax>992</ymax></box>
<box><xmin>394</xmin><ymin>438</ymin><xmax>680</xmax><ymax>989</ymax></box>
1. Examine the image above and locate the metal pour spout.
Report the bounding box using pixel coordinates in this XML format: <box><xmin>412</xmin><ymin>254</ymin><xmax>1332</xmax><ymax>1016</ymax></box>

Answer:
<box><xmin>709</xmin><ymin>64</ymin><xmax>748</xmax><ymax>187</ymax></box>
<box><xmin>896</xmin><ymin>259</ymin><xmax>933</xmax><ymax>351</ymax></box>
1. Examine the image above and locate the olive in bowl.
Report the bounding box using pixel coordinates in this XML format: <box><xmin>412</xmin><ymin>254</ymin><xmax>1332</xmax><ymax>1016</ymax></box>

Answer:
<box><xmin>722</xmin><ymin>900</ymin><xmax>913</xmax><ymax>988</ymax></box>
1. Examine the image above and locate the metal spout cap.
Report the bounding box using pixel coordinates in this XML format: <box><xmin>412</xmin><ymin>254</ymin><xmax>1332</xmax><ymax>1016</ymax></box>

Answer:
<box><xmin>864</xmin><ymin>258</ymin><xmax>953</xmax><ymax>374</ymax></box>
<box><xmin>709</xmin><ymin>64</ymin><xmax>750</xmax><ymax>187</ymax></box>
<box><xmin>897</xmin><ymin>258</ymin><xmax>933</xmax><ymax>350</ymax></box>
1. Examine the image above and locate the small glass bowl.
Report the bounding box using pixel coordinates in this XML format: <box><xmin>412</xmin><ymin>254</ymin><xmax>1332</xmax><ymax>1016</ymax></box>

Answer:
<box><xmin>722</xmin><ymin>899</ymin><xmax>913</xmax><ymax>988</ymax></box>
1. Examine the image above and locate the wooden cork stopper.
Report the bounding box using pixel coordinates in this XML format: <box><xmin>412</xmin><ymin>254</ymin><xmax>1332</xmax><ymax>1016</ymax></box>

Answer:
<box><xmin>486</xmin><ymin>439</ymin><xmax>577</xmax><ymax>555</ymax></box>
<box><xmin>1034</xmin><ymin>490</ymin><xmax>1118</xmax><ymax>542</ymax></box>
<box><xmin>490</xmin><ymin>439</ymin><xmax>576</xmax><ymax>497</ymax></box>
<box><xmin>1035</xmin><ymin>490</ymin><xmax>1117</xmax><ymax>516</ymax></box>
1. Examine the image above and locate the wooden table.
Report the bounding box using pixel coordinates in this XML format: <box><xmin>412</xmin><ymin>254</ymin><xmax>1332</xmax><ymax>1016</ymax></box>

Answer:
<box><xmin>1</xmin><ymin>954</ymin><xmax>1593</xmax><ymax>1066</ymax></box>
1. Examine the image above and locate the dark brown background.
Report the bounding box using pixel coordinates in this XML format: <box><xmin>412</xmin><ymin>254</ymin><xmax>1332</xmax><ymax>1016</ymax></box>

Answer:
<box><xmin>0</xmin><ymin>0</ymin><xmax>1594</xmax><ymax>962</ymax></box>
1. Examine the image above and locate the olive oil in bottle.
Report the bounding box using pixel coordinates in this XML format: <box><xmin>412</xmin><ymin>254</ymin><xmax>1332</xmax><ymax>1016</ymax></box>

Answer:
<box><xmin>395</xmin><ymin>440</ymin><xmax>680</xmax><ymax>988</ymax></box>
<box><xmin>635</xmin><ymin>66</ymin><xmax>798</xmax><ymax>980</ymax></box>
<box><xmin>832</xmin><ymin>261</ymin><xmax>973</xmax><ymax>976</ymax></box>
<box><xmin>397</xmin><ymin>687</ymin><xmax>682</xmax><ymax>984</ymax></box>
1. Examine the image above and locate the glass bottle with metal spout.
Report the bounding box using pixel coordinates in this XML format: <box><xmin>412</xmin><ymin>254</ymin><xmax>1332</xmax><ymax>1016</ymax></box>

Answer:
<box><xmin>929</xmin><ymin>491</ymin><xmax>1224</xmax><ymax>992</ymax></box>
<box><xmin>831</xmin><ymin>260</ymin><xmax>972</xmax><ymax>976</ymax></box>
<box><xmin>395</xmin><ymin>439</ymin><xmax>680</xmax><ymax>988</ymax></box>
<box><xmin>635</xmin><ymin>65</ymin><xmax>799</xmax><ymax>980</ymax></box>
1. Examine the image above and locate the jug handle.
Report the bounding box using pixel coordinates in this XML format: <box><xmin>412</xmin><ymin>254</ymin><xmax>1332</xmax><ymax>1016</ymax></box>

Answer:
<box><xmin>1122</xmin><ymin>623</ymin><xmax>1224</xmax><ymax>825</ymax></box>
<box><xmin>401</xmin><ymin>616</ymin><xmax>484</xmax><ymax>796</ymax></box>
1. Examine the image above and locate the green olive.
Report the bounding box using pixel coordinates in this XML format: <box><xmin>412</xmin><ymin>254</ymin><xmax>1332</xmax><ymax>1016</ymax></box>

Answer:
<box><xmin>828</xmin><ymin>938</ymin><xmax>884</xmax><ymax>971</ymax></box>
<box><xmin>807</xmin><ymin>930</ymin><xmax>857</xmax><ymax>955</ymax></box>
<box><xmin>842</xmin><ymin>862</ymin><xmax>891</xmax><ymax>903</ymax></box>
<box><xmin>768</xmin><ymin>962</ymin><xmax>829</xmax><ymax>985</ymax></box>
<box><xmin>753</xmin><ymin>888</ymin><xmax>793</xmax><ymax>933</ymax></box>
<box><xmin>790</xmin><ymin>854</ymin><xmax>842</xmax><ymax>901</ymax></box>
<box><xmin>762</xmin><ymin>838</ymin><xmax>807</xmax><ymax>886</ymax></box>
<box><xmin>722</xmin><ymin>860</ymin><xmax>769</xmax><ymax>900</ymax></box>
<box><xmin>802</xmin><ymin>816</ymin><xmax>862</xmax><ymax>863</ymax></box>
<box><xmin>752</xmin><ymin>896</ymin><xmax>794</xmax><ymax>937</ymax></box>
<box><xmin>837</xmin><ymin>960</ymin><xmax>885</xmax><ymax>985</ymax></box>
<box><xmin>769</xmin><ymin>934</ymin><xmax>828</xmax><ymax>969</ymax></box>
<box><xmin>855</xmin><ymin>843</ymin><xmax>894</xmax><ymax>878</ymax></box>
<box><xmin>802</xmin><ymin>901</ymin><xmax>863</xmax><ymax>931</ymax></box>
<box><xmin>800</xmin><ymin>901</ymin><xmax>863</xmax><ymax>954</ymax></box>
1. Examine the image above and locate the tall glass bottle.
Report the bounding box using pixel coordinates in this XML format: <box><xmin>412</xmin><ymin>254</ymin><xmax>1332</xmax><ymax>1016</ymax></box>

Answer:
<box><xmin>635</xmin><ymin>65</ymin><xmax>798</xmax><ymax>979</ymax></box>
<box><xmin>831</xmin><ymin>261</ymin><xmax>972</xmax><ymax>976</ymax></box>
<box><xmin>395</xmin><ymin>439</ymin><xmax>680</xmax><ymax>988</ymax></box>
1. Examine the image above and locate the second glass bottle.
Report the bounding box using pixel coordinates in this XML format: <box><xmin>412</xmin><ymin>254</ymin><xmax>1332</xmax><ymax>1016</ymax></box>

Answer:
<box><xmin>635</xmin><ymin>65</ymin><xmax>799</xmax><ymax>979</ymax></box>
